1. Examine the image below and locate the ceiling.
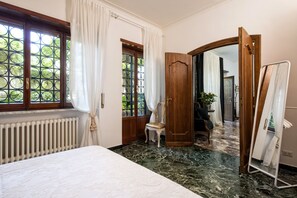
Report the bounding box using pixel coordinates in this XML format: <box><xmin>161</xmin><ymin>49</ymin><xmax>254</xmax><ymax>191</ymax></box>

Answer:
<box><xmin>212</xmin><ymin>45</ymin><xmax>238</xmax><ymax>63</ymax></box>
<box><xmin>104</xmin><ymin>0</ymin><xmax>227</xmax><ymax>27</ymax></box>
<box><xmin>103</xmin><ymin>0</ymin><xmax>236</xmax><ymax>62</ymax></box>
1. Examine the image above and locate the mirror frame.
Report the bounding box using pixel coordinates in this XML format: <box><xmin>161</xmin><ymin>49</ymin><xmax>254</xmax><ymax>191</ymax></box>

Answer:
<box><xmin>248</xmin><ymin>61</ymin><xmax>293</xmax><ymax>188</ymax></box>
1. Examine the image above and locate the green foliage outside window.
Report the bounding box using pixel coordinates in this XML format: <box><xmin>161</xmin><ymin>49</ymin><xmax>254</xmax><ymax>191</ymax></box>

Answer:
<box><xmin>30</xmin><ymin>31</ymin><xmax>61</xmax><ymax>103</ymax></box>
<box><xmin>121</xmin><ymin>49</ymin><xmax>148</xmax><ymax>117</ymax></box>
<box><xmin>0</xmin><ymin>23</ymin><xmax>24</xmax><ymax>104</ymax></box>
<box><xmin>0</xmin><ymin>20</ymin><xmax>71</xmax><ymax>107</ymax></box>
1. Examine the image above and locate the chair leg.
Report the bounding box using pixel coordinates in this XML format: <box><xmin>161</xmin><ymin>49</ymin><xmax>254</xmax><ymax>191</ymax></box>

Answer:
<box><xmin>144</xmin><ymin>127</ymin><xmax>148</xmax><ymax>143</ymax></box>
<box><xmin>208</xmin><ymin>131</ymin><xmax>210</xmax><ymax>144</ymax></box>
<box><xmin>156</xmin><ymin>129</ymin><xmax>161</xmax><ymax>148</ymax></box>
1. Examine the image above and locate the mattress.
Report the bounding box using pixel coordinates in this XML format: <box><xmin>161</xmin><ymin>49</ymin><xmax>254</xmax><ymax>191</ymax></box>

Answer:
<box><xmin>0</xmin><ymin>146</ymin><xmax>201</xmax><ymax>198</ymax></box>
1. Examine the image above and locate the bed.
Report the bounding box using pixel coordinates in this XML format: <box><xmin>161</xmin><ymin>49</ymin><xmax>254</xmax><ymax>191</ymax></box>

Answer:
<box><xmin>0</xmin><ymin>146</ymin><xmax>200</xmax><ymax>198</ymax></box>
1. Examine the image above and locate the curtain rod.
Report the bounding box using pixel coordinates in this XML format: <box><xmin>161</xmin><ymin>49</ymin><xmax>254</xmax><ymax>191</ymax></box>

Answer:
<box><xmin>110</xmin><ymin>11</ymin><xmax>144</xmax><ymax>30</ymax></box>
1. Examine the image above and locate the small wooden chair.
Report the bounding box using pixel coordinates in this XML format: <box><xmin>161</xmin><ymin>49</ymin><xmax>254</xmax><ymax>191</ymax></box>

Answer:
<box><xmin>144</xmin><ymin>102</ymin><xmax>165</xmax><ymax>147</ymax></box>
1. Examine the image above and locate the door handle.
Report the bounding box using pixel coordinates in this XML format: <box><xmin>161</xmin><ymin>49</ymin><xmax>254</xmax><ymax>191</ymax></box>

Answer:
<box><xmin>25</xmin><ymin>78</ymin><xmax>30</xmax><ymax>90</ymax></box>
<box><xmin>166</xmin><ymin>97</ymin><xmax>172</xmax><ymax>106</ymax></box>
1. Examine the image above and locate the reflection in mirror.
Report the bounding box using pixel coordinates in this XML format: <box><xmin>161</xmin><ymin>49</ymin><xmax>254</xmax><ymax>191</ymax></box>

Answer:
<box><xmin>248</xmin><ymin>61</ymin><xmax>296</xmax><ymax>189</ymax></box>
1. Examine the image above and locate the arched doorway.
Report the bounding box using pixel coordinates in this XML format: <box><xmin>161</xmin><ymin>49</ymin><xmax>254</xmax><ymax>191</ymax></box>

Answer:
<box><xmin>187</xmin><ymin>28</ymin><xmax>261</xmax><ymax>173</ymax></box>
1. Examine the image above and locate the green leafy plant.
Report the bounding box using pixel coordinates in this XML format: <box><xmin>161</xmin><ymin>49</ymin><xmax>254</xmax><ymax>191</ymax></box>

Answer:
<box><xmin>199</xmin><ymin>92</ymin><xmax>217</xmax><ymax>107</ymax></box>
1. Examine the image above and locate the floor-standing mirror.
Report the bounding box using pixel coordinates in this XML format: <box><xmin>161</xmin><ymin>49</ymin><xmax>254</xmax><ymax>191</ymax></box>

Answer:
<box><xmin>248</xmin><ymin>61</ymin><xmax>296</xmax><ymax>189</ymax></box>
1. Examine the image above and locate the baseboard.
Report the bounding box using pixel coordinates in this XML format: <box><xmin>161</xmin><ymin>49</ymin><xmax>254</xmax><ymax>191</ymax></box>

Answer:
<box><xmin>279</xmin><ymin>163</ymin><xmax>297</xmax><ymax>171</ymax></box>
<box><xmin>108</xmin><ymin>145</ymin><xmax>124</xmax><ymax>151</ymax></box>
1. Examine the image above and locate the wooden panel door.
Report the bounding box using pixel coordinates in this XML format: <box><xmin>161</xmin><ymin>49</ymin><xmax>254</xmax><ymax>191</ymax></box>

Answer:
<box><xmin>239</xmin><ymin>27</ymin><xmax>254</xmax><ymax>172</ymax></box>
<box><xmin>165</xmin><ymin>53</ymin><xmax>193</xmax><ymax>146</ymax></box>
<box><xmin>121</xmin><ymin>44</ymin><xmax>149</xmax><ymax>145</ymax></box>
<box><xmin>122</xmin><ymin>118</ymin><xmax>137</xmax><ymax>144</ymax></box>
<box><xmin>224</xmin><ymin>76</ymin><xmax>234</xmax><ymax>121</ymax></box>
<box><xmin>122</xmin><ymin>116</ymin><xmax>149</xmax><ymax>144</ymax></box>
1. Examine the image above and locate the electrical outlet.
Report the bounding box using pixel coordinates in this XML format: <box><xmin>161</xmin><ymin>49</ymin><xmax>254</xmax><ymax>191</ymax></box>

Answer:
<box><xmin>282</xmin><ymin>150</ymin><xmax>293</xmax><ymax>158</ymax></box>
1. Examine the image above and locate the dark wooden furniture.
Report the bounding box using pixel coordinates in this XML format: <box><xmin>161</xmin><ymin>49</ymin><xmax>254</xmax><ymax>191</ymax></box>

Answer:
<box><xmin>194</xmin><ymin>103</ymin><xmax>214</xmax><ymax>144</ymax></box>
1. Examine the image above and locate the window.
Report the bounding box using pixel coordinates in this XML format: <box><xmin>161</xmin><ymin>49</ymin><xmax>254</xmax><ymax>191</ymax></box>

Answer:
<box><xmin>121</xmin><ymin>40</ymin><xmax>148</xmax><ymax>117</ymax></box>
<box><xmin>65</xmin><ymin>38</ymin><xmax>71</xmax><ymax>103</ymax></box>
<box><xmin>0</xmin><ymin>21</ymin><xmax>24</xmax><ymax>104</ymax></box>
<box><xmin>0</xmin><ymin>3</ymin><xmax>71</xmax><ymax>111</ymax></box>
<box><xmin>30</xmin><ymin>31</ymin><xmax>61</xmax><ymax>103</ymax></box>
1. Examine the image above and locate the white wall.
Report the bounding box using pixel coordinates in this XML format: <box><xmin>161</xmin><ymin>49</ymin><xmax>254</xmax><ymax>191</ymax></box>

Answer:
<box><xmin>221</xmin><ymin>58</ymin><xmax>238</xmax><ymax>90</ymax></box>
<box><xmin>1</xmin><ymin>0</ymin><xmax>67</xmax><ymax>21</ymax></box>
<box><xmin>164</xmin><ymin>0</ymin><xmax>297</xmax><ymax>166</ymax></box>
<box><xmin>1</xmin><ymin>0</ymin><xmax>157</xmax><ymax>148</ymax></box>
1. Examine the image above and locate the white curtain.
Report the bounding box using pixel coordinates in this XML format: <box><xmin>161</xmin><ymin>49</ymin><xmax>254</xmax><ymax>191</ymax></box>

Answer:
<box><xmin>252</xmin><ymin>67</ymin><xmax>278</xmax><ymax>160</ymax></box>
<box><xmin>143</xmin><ymin>26</ymin><xmax>163</xmax><ymax>122</ymax></box>
<box><xmin>203</xmin><ymin>51</ymin><xmax>222</xmax><ymax>125</ymax></box>
<box><xmin>68</xmin><ymin>0</ymin><xmax>110</xmax><ymax>146</ymax></box>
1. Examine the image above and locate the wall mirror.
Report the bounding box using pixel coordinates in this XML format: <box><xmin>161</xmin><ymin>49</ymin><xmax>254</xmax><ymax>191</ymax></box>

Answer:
<box><xmin>248</xmin><ymin>61</ymin><xmax>296</xmax><ymax>188</ymax></box>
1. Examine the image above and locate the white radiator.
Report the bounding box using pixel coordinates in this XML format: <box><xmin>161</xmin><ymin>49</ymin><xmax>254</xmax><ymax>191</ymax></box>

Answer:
<box><xmin>0</xmin><ymin>117</ymin><xmax>79</xmax><ymax>165</ymax></box>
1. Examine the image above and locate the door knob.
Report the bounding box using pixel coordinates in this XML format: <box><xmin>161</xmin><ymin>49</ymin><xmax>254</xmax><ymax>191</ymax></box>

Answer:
<box><xmin>166</xmin><ymin>97</ymin><xmax>172</xmax><ymax>106</ymax></box>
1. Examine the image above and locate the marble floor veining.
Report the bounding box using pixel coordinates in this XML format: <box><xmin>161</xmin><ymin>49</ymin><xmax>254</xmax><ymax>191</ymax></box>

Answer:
<box><xmin>195</xmin><ymin>121</ymin><xmax>240</xmax><ymax>156</ymax></box>
<box><xmin>113</xmin><ymin>141</ymin><xmax>297</xmax><ymax>198</ymax></box>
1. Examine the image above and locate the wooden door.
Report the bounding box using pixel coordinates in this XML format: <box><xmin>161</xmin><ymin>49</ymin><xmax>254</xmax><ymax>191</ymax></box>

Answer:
<box><xmin>165</xmin><ymin>53</ymin><xmax>193</xmax><ymax>146</ymax></box>
<box><xmin>224</xmin><ymin>76</ymin><xmax>234</xmax><ymax>121</ymax></box>
<box><xmin>238</xmin><ymin>27</ymin><xmax>254</xmax><ymax>173</ymax></box>
<box><xmin>121</xmin><ymin>44</ymin><xmax>149</xmax><ymax>145</ymax></box>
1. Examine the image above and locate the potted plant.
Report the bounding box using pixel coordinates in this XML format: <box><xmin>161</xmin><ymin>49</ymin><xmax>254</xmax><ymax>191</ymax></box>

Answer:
<box><xmin>199</xmin><ymin>92</ymin><xmax>217</xmax><ymax>109</ymax></box>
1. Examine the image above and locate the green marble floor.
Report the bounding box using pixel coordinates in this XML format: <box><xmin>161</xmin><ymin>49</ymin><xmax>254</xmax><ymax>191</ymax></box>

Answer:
<box><xmin>112</xmin><ymin>141</ymin><xmax>297</xmax><ymax>198</ymax></box>
<box><xmin>195</xmin><ymin>121</ymin><xmax>240</xmax><ymax>156</ymax></box>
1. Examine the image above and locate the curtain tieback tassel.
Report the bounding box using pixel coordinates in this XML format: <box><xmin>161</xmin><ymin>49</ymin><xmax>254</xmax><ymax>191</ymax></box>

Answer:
<box><xmin>90</xmin><ymin>114</ymin><xmax>97</xmax><ymax>132</ymax></box>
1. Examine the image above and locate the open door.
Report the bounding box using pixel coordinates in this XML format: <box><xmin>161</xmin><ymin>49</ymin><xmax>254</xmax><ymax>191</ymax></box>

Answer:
<box><xmin>187</xmin><ymin>28</ymin><xmax>261</xmax><ymax>173</ymax></box>
<box><xmin>165</xmin><ymin>53</ymin><xmax>193</xmax><ymax>146</ymax></box>
<box><xmin>224</xmin><ymin>76</ymin><xmax>235</xmax><ymax>121</ymax></box>
<box><xmin>238</xmin><ymin>27</ymin><xmax>255</xmax><ymax>173</ymax></box>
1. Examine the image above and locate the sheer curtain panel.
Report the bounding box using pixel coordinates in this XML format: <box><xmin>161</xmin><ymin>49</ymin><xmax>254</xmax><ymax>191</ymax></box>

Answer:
<box><xmin>68</xmin><ymin>0</ymin><xmax>110</xmax><ymax>146</ymax></box>
<box><xmin>143</xmin><ymin>27</ymin><xmax>163</xmax><ymax>122</ymax></box>
<box><xmin>203</xmin><ymin>51</ymin><xmax>222</xmax><ymax>125</ymax></box>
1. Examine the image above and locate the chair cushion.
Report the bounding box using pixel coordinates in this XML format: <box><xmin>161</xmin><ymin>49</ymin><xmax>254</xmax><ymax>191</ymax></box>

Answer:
<box><xmin>197</xmin><ymin>108</ymin><xmax>209</xmax><ymax>120</ymax></box>
<box><xmin>146</xmin><ymin>123</ymin><xmax>165</xmax><ymax>129</ymax></box>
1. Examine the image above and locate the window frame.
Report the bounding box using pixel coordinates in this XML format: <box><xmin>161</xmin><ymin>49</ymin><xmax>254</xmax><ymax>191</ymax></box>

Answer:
<box><xmin>121</xmin><ymin>39</ymin><xmax>149</xmax><ymax>118</ymax></box>
<box><xmin>0</xmin><ymin>2</ymin><xmax>71</xmax><ymax>112</ymax></box>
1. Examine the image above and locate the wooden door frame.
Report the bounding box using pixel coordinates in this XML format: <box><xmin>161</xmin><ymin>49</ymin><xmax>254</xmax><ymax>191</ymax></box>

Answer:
<box><xmin>121</xmin><ymin>40</ymin><xmax>150</xmax><ymax>144</ymax></box>
<box><xmin>188</xmin><ymin>35</ymin><xmax>261</xmax><ymax>173</ymax></box>
<box><xmin>188</xmin><ymin>36</ymin><xmax>261</xmax><ymax>93</ymax></box>
<box><xmin>224</xmin><ymin>76</ymin><xmax>235</xmax><ymax>121</ymax></box>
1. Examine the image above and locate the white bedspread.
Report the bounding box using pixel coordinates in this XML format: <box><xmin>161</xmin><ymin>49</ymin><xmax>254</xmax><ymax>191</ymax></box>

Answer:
<box><xmin>0</xmin><ymin>146</ymin><xmax>201</xmax><ymax>198</ymax></box>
